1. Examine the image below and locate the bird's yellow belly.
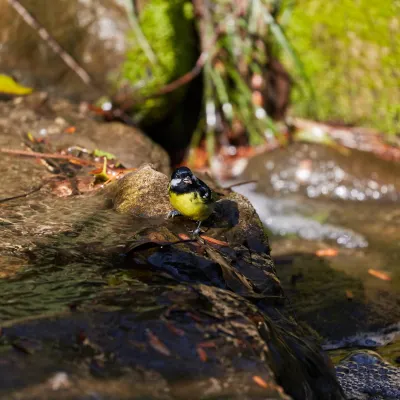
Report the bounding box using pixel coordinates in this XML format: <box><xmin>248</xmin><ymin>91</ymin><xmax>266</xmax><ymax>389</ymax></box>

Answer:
<box><xmin>169</xmin><ymin>191</ymin><xmax>214</xmax><ymax>221</ymax></box>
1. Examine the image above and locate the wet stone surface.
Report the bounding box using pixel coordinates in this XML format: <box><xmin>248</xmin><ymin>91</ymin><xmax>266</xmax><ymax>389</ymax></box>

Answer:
<box><xmin>0</xmin><ymin>157</ymin><xmax>345</xmax><ymax>399</ymax></box>
<box><xmin>0</xmin><ymin>94</ymin><xmax>170</xmax><ymax>178</ymax></box>
<box><xmin>230</xmin><ymin>143</ymin><xmax>400</xmax><ymax>399</ymax></box>
<box><xmin>242</xmin><ymin>143</ymin><xmax>400</xmax><ymax>202</ymax></box>
<box><xmin>335</xmin><ymin>351</ymin><xmax>400</xmax><ymax>400</ymax></box>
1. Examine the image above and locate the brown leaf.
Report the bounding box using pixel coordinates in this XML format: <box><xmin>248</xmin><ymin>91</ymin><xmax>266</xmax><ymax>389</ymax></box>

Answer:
<box><xmin>368</xmin><ymin>268</ymin><xmax>391</xmax><ymax>281</ymax></box>
<box><xmin>198</xmin><ymin>341</ymin><xmax>217</xmax><ymax>348</ymax></box>
<box><xmin>316</xmin><ymin>248</ymin><xmax>338</xmax><ymax>257</ymax></box>
<box><xmin>166</xmin><ymin>322</ymin><xmax>185</xmax><ymax>337</ymax></box>
<box><xmin>196</xmin><ymin>346</ymin><xmax>208</xmax><ymax>362</ymax></box>
<box><xmin>200</xmin><ymin>235</ymin><xmax>229</xmax><ymax>247</ymax></box>
<box><xmin>345</xmin><ymin>290</ymin><xmax>354</xmax><ymax>300</ymax></box>
<box><xmin>252</xmin><ymin>375</ymin><xmax>269</xmax><ymax>389</ymax></box>
<box><xmin>146</xmin><ymin>329</ymin><xmax>171</xmax><ymax>356</ymax></box>
<box><xmin>64</xmin><ymin>126</ymin><xmax>76</xmax><ymax>134</ymax></box>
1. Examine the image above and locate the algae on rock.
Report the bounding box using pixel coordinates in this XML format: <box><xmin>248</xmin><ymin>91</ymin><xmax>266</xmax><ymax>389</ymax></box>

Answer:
<box><xmin>121</xmin><ymin>0</ymin><xmax>197</xmax><ymax>125</ymax></box>
<box><xmin>285</xmin><ymin>0</ymin><xmax>400</xmax><ymax>135</ymax></box>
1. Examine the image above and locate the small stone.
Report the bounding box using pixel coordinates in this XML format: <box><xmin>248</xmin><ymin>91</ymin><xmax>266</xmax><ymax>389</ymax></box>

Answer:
<box><xmin>48</xmin><ymin>372</ymin><xmax>71</xmax><ymax>390</ymax></box>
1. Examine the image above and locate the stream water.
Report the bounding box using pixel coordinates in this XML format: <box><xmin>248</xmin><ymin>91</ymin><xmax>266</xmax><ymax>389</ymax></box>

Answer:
<box><xmin>226</xmin><ymin>143</ymin><xmax>400</xmax><ymax>366</ymax></box>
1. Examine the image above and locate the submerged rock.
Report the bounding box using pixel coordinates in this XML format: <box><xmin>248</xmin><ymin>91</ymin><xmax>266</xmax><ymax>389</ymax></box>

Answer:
<box><xmin>336</xmin><ymin>350</ymin><xmax>400</xmax><ymax>400</ymax></box>
<box><xmin>242</xmin><ymin>143</ymin><xmax>400</xmax><ymax>202</ymax></box>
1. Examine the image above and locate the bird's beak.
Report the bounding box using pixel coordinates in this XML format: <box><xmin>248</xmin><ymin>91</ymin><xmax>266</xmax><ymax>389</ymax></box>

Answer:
<box><xmin>183</xmin><ymin>177</ymin><xmax>192</xmax><ymax>184</ymax></box>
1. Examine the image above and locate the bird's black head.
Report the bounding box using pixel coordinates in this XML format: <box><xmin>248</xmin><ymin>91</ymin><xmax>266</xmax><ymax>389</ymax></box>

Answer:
<box><xmin>170</xmin><ymin>166</ymin><xmax>196</xmax><ymax>190</ymax></box>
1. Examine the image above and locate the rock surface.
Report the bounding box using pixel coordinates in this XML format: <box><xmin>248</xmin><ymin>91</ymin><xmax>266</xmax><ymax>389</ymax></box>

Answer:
<box><xmin>242</xmin><ymin>143</ymin><xmax>400</xmax><ymax>202</ymax></box>
<box><xmin>0</xmin><ymin>151</ymin><xmax>345</xmax><ymax>399</ymax></box>
<box><xmin>0</xmin><ymin>0</ymin><xmax>130</xmax><ymax>100</ymax></box>
<box><xmin>0</xmin><ymin>94</ymin><xmax>170</xmax><ymax>186</ymax></box>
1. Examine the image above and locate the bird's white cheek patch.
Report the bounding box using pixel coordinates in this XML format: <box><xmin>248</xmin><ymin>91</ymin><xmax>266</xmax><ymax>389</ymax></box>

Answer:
<box><xmin>170</xmin><ymin>178</ymin><xmax>182</xmax><ymax>187</ymax></box>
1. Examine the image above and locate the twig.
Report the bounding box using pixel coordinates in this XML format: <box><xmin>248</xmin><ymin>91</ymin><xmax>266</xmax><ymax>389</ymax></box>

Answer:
<box><xmin>0</xmin><ymin>185</ymin><xmax>43</xmax><ymax>204</ymax></box>
<box><xmin>119</xmin><ymin>51</ymin><xmax>208</xmax><ymax>111</ymax></box>
<box><xmin>8</xmin><ymin>0</ymin><xmax>94</xmax><ymax>87</ymax></box>
<box><xmin>149</xmin><ymin>52</ymin><xmax>208</xmax><ymax>98</ymax></box>
<box><xmin>223</xmin><ymin>180</ymin><xmax>258</xmax><ymax>190</ymax></box>
<box><xmin>0</xmin><ymin>148</ymin><xmax>101</xmax><ymax>166</ymax></box>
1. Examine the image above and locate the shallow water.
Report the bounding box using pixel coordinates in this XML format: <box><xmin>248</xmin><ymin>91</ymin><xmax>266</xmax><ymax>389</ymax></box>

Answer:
<box><xmin>0</xmin><ymin>192</ymin><xmax>147</xmax><ymax>321</ymax></box>
<box><xmin>229</xmin><ymin>179</ymin><xmax>400</xmax><ymax>365</ymax></box>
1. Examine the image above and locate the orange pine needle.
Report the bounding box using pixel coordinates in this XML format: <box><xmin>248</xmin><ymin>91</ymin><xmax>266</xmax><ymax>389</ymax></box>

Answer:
<box><xmin>166</xmin><ymin>322</ymin><xmax>185</xmax><ymax>337</ymax></box>
<box><xmin>253</xmin><ymin>376</ymin><xmax>269</xmax><ymax>389</ymax></box>
<box><xmin>178</xmin><ymin>233</ymin><xmax>191</xmax><ymax>241</ymax></box>
<box><xmin>368</xmin><ymin>269</ymin><xmax>391</xmax><ymax>281</ymax></box>
<box><xmin>200</xmin><ymin>235</ymin><xmax>229</xmax><ymax>247</ymax></box>
<box><xmin>345</xmin><ymin>290</ymin><xmax>354</xmax><ymax>300</ymax></box>
<box><xmin>196</xmin><ymin>346</ymin><xmax>208</xmax><ymax>362</ymax></box>
<box><xmin>316</xmin><ymin>248</ymin><xmax>338</xmax><ymax>257</ymax></box>
<box><xmin>146</xmin><ymin>330</ymin><xmax>171</xmax><ymax>356</ymax></box>
<box><xmin>198</xmin><ymin>341</ymin><xmax>217</xmax><ymax>349</ymax></box>
<box><xmin>64</xmin><ymin>126</ymin><xmax>76</xmax><ymax>134</ymax></box>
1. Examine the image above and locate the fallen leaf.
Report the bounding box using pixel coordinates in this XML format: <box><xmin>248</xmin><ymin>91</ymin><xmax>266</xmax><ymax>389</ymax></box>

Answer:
<box><xmin>178</xmin><ymin>233</ymin><xmax>191</xmax><ymax>241</ymax></box>
<box><xmin>368</xmin><ymin>269</ymin><xmax>391</xmax><ymax>281</ymax></box>
<box><xmin>198</xmin><ymin>341</ymin><xmax>217</xmax><ymax>348</ymax></box>
<box><xmin>345</xmin><ymin>290</ymin><xmax>353</xmax><ymax>300</ymax></box>
<box><xmin>200</xmin><ymin>235</ymin><xmax>229</xmax><ymax>247</ymax></box>
<box><xmin>252</xmin><ymin>375</ymin><xmax>269</xmax><ymax>389</ymax></box>
<box><xmin>146</xmin><ymin>329</ymin><xmax>171</xmax><ymax>356</ymax></box>
<box><xmin>64</xmin><ymin>126</ymin><xmax>76</xmax><ymax>134</ymax></box>
<box><xmin>196</xmin><ymin>346</ymin><xmax>208</xmax><ymax>362</ymax></box>
<box><xmin>316</xmin><ymin>248</ymin><xmax>338</xmax><ymax>257</ymax></box>
<box><xmin>166</xmin><ymin>322</ymin><xmax>185</xmax><ymax>336</ymax></box>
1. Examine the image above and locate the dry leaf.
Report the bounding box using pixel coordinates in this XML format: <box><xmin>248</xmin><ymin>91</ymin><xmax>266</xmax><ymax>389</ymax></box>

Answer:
<box><xmin>368</xmin><ymin>269</ymin><xmax>391</xmax><ymax>281</ymax></box>
<box><xmin>198</xmin><ymin>341</ymin><xmax>217</xmax><ymax>349</ymax></box>
<box><xmin>64</xmin><ymin>126</ymin><xmax>76</xmax><ymax>134</ymax></box>
<box><xmin>166</xmin><ymin>322</ymin><xmax>185</xmax><ymax>337</ymax></box>
<box><xmin>196</xmin><ymin>346</ymin><xmax>208</xmax><ymax>362</ymax></box>
<box><xmin>146</xmin><ymin>329</ymin><xmax>171</xmax><ymax>356</ymax></box>
<box><xmin>253</xmin><ymin>375</ymin><xmax>269</xmax><ymax>389</ymax></box>
<box><xmin>200</xmin><ymin>235</ymin><xmax>229</xmax><ymax>247</ymax></box>
<box><xmin>316</xmin><ymin>248</ymin><xmax>338</xmax><ymax>257</ymax></box>
<box><xmin>345</xmin><ymin>290</ymin><xmax>353</xmax><ymax>300</ymax></box>
<box><xmin>178</xmin><ymin>233</ymin><xmax>191</xmax><ymax>241</ymax></box>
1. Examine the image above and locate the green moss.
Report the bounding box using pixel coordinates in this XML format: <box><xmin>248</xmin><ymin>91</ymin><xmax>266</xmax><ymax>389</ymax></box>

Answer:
<box><xmin>121</xmin><ymin>0</ymin><xmax>196</xmax><ymax>125</ymax></box>
<box><xmin>284</xmin><ymin>0</ymin><xmax>400</xmax><ymax>135</ymax></box>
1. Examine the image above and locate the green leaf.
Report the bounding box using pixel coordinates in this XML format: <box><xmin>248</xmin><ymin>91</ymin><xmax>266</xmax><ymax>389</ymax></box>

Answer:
<box><xmin>92</xmin><ymin>149</ymin><xmax>117</xmax><ymax>160</ymax></box>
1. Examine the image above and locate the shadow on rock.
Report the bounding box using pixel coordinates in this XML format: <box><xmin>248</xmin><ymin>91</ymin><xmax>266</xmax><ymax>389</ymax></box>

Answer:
<box><xmin>0</xmin><ymin>165</ymin><xmax>346</xmax><ymax>400</ymax></box>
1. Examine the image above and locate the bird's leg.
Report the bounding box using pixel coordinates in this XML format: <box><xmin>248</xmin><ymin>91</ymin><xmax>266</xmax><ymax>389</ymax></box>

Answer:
<box><xmin>167</xmin><ymin>209</ymin><xmax>182</xmax><ymax>219</ymax></box>
<box><xmin>191</xmin><ymin>220</ymin><xmax>202</xmax><ymax>236</ymax></box>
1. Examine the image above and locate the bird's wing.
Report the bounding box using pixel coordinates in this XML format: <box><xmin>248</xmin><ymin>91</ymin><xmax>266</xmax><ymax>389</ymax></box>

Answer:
<box><xmin>196</xmin><ymin>178</ymin><xmax>214</xmax><ymax>203</ymax></box>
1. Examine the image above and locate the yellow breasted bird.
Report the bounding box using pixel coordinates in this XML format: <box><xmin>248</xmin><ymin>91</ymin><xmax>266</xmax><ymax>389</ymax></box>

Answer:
<box><xmin>167</xmin><ymin>166</ymin><xmax>219</xmax><ymax>235</ymax></box>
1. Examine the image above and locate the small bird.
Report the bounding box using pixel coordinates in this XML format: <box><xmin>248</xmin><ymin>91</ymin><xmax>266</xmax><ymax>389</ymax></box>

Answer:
<box><xmin>167</xmin><ymin>166</ymin><xmax>218</xmax><ymax>235</ymax></box>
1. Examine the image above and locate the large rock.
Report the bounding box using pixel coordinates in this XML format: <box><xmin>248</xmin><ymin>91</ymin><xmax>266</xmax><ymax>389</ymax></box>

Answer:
<box><xmin>0</xmin><ymin>0</ymin><xmax>131</xmax><ymax>100</ymax></box>
<box><xmin>0</xmin><ymin>156</ymin><xmax>345</xmax><ymax>399</ymax></box>
<box><xmin>0</xmin><ymin>94</ymin><xmax>170</xmax><ymax>188</ymax></box>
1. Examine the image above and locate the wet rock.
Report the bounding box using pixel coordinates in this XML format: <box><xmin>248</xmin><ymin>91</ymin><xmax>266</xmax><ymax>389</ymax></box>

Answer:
<box><xmin>0</xmin><ymin>94</ymin><xmax>170</xmax><ymax>181</ymax></box>
<box><xmin>109</xmin><ymin>164</ymin><xmax>171</xmax><ymax>217</ymax></box>
<box><xmin>0</xmin><ymin>157</ymin><xmax>345</xmax><ymax>397</ymax></box>
<box><xmin>242</xmin><ymin>143</ymin><xmax>400</xmax><ymax>202</ymax></box>
<box><xmin>335</xmin><ymin>351</ymin><xmax>400</xmax><ymax>400</ymax></box>
<box><xmin>0</xmin><ymin>0</ymin><xmax>130</xmax><ymax>100</ymax></box>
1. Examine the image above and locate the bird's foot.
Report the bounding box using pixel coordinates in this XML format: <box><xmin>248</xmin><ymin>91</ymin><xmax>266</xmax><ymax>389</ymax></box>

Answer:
<box><xmin>189</xmin><ymin>221</ymin><xmax>203</xmax><ymax>237</ymax></box>
<box><xmin>190</xmin><ymin>227</ymin><xmax>202</xmax><ymax>236</ymax></box>
<box><xmin>167</xmin><ymin>210</ymin><xmax>182</xmax><ymax>219</ymax></box>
